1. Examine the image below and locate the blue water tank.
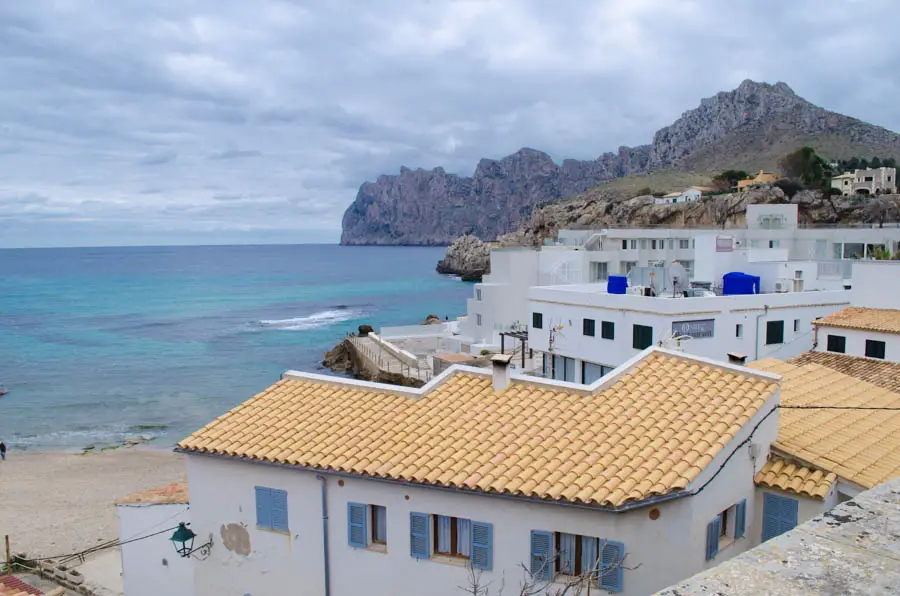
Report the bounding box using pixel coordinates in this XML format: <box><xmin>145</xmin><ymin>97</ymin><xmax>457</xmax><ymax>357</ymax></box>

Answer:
<box><xmin>608</xmin><ymin>275</ymin><xmax>628</xmax><ymax>295</ymax></box>
<box><xmin>722</xmin><ymin>272</ymin><xmax>761</xmax><ymax>295</ymax></box>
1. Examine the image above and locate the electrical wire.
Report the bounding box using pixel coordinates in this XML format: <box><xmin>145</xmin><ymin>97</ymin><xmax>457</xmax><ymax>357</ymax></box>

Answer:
<box><xmin>21</xmin><ymin>524</ymin><xmax>183</xmax><ymax>563</ymax></box>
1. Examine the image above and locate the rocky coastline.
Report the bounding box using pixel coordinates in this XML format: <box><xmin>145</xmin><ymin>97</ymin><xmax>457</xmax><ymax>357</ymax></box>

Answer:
<box><xmin>435</xmin><ymin>234</ymin><xmax>490</xmax><ymax>281</ymax></box>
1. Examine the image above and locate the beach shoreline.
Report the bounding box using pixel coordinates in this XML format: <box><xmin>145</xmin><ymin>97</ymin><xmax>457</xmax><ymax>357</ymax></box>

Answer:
<box><xmin>0</xmin><ymin>446</ymin><xmax>187</xmax><ymax>558</ymax></box>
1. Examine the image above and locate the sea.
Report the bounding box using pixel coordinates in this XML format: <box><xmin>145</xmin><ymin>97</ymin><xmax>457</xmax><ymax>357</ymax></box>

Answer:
<box><xmin>0</xmin><ymin>244</ymin><xmax>471</xmax><ymax>451</ymax></box>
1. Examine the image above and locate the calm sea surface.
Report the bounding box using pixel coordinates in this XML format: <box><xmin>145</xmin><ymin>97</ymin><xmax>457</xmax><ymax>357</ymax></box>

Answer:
<box><xmin>0</xmin><ymin>244</ymin><xmax>470</xmax><ymax>450</ymax></box>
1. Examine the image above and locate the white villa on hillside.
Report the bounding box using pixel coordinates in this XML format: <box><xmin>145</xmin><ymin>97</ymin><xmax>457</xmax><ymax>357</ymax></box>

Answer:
<box><xmin>653</xmin><ymin>187</ymin><xmax>706</xmax><ymax>205</ymax></box>
<box><xmin>177</xmin><ymin>349</ymin><xmax>795</xmax><ymax>596</ymax></box>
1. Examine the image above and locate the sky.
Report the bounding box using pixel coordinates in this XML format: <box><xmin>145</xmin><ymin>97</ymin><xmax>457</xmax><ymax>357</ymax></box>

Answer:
<box><xmin>1</xmin><ymin>1</ymin><xmax>899</xmax><ymax>248</ymax></box>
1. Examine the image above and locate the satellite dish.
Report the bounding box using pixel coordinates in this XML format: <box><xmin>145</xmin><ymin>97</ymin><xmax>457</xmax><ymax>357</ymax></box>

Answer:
<box><xmin>669</xmin><ymin>262</ymin><xmax>689</xmax><ymax>294</ymax></box>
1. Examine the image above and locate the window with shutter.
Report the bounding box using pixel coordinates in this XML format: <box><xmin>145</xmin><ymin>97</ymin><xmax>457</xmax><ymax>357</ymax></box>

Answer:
<box><xmin>866</xmin><ymin>339</ymin><xmax>886</xmax><ymax>359</ymax></box>
<box><xmin>254</xmin><ymin>486</ymin><xmax>272</xmax><ymax>529</ymax></box>
<box><xmin>705</xmin><ymin>517</ymin><xmax>720</xmax><ymax>560</ymax></box>
<box><xmin>270</xmin><ymin>489</ymin><xmax>289</xmax><ymax>533</ymax></box>
<box><xmin>601</xmin><ymin>321</ymin><xmax>615</xmax><ymax>340</ymax></box>
<box><xmin>735</xmin><ymin>499</ymin><xmax>747</xmax><ymax>538</ymax></box>
<box><xmin>598</xmin><ymin>540</ymin><xmax>624</xmax><ymax>592</ymax></box>
<box><xmin>557</xmin><ymin>533</ymin><xmax>577</xmax><ymax>575</ymax></box>
<box><xmin>580</xmin><ymin>537</ymin><xmax>598</xmax><ymax>581</ymax></box>
<box><xmin>762</xmin><ymin>493</ymin><xmax>799</xmax><ymax>542</ymax></box>
<box><xmin>583</xmin><ymin>318</ymin><xmax>595</xmax><ymax>337</ymax></box>
<box><xmin>372</xmin><ymin>505</ymin><xmax>387</xmax><ymax>544</ymax></box>
<box><xmin>471</xmin><ymin>521</ymin><xmax>493</xmax><ymax>570</ymax></box>
<box><xmin>347</xmin><ymin>502</ymin><xmax>367</xmax><ymax>548</ymax></box>
<box><xmin>766</xmin><ymin>320</ymin><xmax>784</xmax><ymax>345</ymax></box>
<box><xmin>530</xmin><ymin>530</ymin><xmax>553</xmax><ymax>581</ymax></box>
<box><xmin>633</xmin><ymin>324</ymin><xmax>653</xmax><ymax>350</ymax></box>
<box><xmin>410</xmin><ymin>512</ymin><xmax>430</xmax><ymax>559</ymax></box>
<box><xmin>827</xmin><ymin>334</ymin><xmax>846</xmax><ymax>353</ymax></box>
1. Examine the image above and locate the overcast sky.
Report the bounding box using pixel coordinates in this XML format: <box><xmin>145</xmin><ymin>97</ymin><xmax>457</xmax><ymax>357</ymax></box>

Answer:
<box><xmin>1</xmin><ymin>0</ymin><xmax>898</xmax><ymax>247</ymax></box>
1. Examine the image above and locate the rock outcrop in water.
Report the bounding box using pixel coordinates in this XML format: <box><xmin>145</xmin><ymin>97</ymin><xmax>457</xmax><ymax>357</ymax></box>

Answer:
<box><xmin>435</xmin><ymin>235</ymin><xmax>491</xmax><ymax>281</ymax></box>
<box><xmin>340</xmin><ymin>80</ymin><xmax>900</xmax><ymax>245</ymax></box>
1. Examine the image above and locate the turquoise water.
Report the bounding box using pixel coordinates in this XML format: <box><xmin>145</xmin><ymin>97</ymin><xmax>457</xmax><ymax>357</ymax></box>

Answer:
<box><xmin>0</xmin><ymin>245</ymin><xmax>470</xmax><ymax>450</ymax></box>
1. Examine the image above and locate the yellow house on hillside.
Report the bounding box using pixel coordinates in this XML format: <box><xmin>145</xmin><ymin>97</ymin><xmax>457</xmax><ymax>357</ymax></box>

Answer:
<box><xmin>737</xmin><ymin>170</ymin><xmax>780</xmax><ymax>191</ymax></box>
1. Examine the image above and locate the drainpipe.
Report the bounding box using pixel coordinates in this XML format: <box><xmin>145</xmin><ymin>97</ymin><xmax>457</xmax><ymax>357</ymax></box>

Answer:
<box><xmin>316</xmin><ymin>474</ymin><xmax>331</xmax><ymax>596</ymax></box>
<box><xmin>754</xmin><ymin>305</ymin><xmax>769</xmax><ymax>361</ymax></box>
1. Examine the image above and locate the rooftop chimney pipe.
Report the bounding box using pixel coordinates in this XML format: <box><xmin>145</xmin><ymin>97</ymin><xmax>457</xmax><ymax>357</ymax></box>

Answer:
<box><xmin>491</xmin><ymin>354</ymin><xmax>513</xmax><ymax>392</ymax></box>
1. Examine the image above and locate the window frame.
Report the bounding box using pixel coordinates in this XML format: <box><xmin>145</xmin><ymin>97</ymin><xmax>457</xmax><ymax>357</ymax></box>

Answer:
<box><xmin>735</xmin><ymin>323</ymin><xmax>743</xmax><ymax>338</ymax></box>
<box><xmin>583</xmin><ymin>318</ymin><xmax>596</xmax><ymax>337</ymax></box>
<box><xmin>476</xmin><ymin>314</ymin><xmax>482</xmax><ymax>327</ymax></box>
<box><xmin>632</xmin><ymin>324</ymin><xmax>653</xmax><ymax>350</ymax></box>
<box><xmin>765</xmin><ymin>320</ymin><xmax>784</xmax><ymax>345</ymax></box>
<box><xmin>371</xmin><ymin>505</ymin><xmax>387</xmax><ymax>546</ymax></box>
<box><xmin>532</xmin><ymin>312</ymin><xmax>543</xmax><ymax>330</ymax></box>
<box><xmin>865</xmin><ymin>339</ymin><xmax>886</xmax><ymax>359</ymax></box>
<box><xmin>826</xmin><ymin>334</ymin><xmax>846</xmax><ymax>354</ymax></box>
<box><xmin>601</xmin><ymin>321</ymin><xmax>615</xmax><ymax>340</ymax></box>
<box><xmin>433</xmin><ymin>515</ymin><xmax>470</xmax><ymax>559</ymax></box>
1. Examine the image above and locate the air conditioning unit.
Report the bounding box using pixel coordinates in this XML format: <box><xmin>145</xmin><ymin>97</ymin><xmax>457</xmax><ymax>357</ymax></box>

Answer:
<box><xmin>774</xmin><ymin>278</ymin><xmax>792</xmax><ymax>293</ymax></box>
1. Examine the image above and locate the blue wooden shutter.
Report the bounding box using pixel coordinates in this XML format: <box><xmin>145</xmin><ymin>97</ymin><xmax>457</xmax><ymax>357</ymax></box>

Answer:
<box><xmin>347</xmin><ymin>502</ymin><xmax>367</xmax><ymax>548</ymax></box>
<box><xmin>705</xmin><ymin>517</ymin><xmax>720</xmax><ymax>560</ymax></box>
<box><xmin>735</xmin><ymin>499</ymin><xmax>747</xmax><ymax>539</ymax></box>
<box><xmin>763</xmin><ymin>493</ymin><xmax>798</xmax><ymax>542</ymax></box>
<box><xmin>254</xmin><ymin>486</ymin><xmax>272</xmax><ymax>529</ymax></box>
<box><xmin>471</xmin><ymin>521</ymin><xmax>493</xmax><ymax>570</ymax></box>
<box><xmin>782</xmin><ymin>495</ymin><xmax>799</xmax><ymax>533</ymax></box>
<box><xmin>598</xmin><ymin>540</ymin><xmax>624</xmax><ymax>592</ymax></box>
<box><xmin>530</xmin><ymin>530</ymin><xmax>553</xmax><ymax>581</ymax></box>
<box><xmin>410</xmin><ymin>512</ymin><xmax>430</xmax><ymax>559</ymax></box>
<box><xmin>270</xmin><ymin>488</ymin><xmax>289</xmax><ymax>532</ymax></box>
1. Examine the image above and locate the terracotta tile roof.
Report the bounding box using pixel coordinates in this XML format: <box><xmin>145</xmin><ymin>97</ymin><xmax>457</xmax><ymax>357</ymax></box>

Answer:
<box><xmin>0</xmin><ymin>577</ymin><xmax>42</xmax><ymax>596</ymax></box>
<box><xmin>754</xmin><ymin>456</ymin><xmax>836</xmax><ymax>499</ymax></box>
<box><xmin>180</xmin><ymin>351</ymin><xmax>778</xmax><ymax>508</ymax></box>
<box><xmin>751</xmin><ymin>358</ymin><xmax>900</xmax><ymax>489</ymax></box>
<box><xmin>790</xmin><ymin>351</ymin><xmax>900</xmax><ymax>393</ymax></box>
<box><xmin>117</xmin><ymin>481</ymin><xmax>189</xmax><ymax>504</ymax></box>
<box><xmin>813</xmin><ymin>307</ymin><xmax>900</xmax><ymax>334</ymax></box>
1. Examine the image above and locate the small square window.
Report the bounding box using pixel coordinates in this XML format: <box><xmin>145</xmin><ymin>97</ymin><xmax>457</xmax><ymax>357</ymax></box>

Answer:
<box><xmin>827</xmin><ymin>334</ymin><xmax>846</xmax><ymax>353</ymax></box>
<box><xmin>766</xmin><ymin>321</ymin><xmax>784</xmax><ymax>345</ymax></box>
<box><xmin>601</xmin><ymin>321</ymin><xmax>615</xmax><ymax>340</ymax></box>
<box><xmin>532</xmin><ymin>312</ymin><xmax>543</xmax><ymax>329</ymax></box>
<box><xmin>583</xmin><ymin>318</ymin><xmax>596</xmax><ymax>337</ymax></box>
<box><xmin>633</xmin><ymin>324</ymin><xmax>653</xmax><ymax>350</ymax></box>
<box><xmin>866</xmin><ymin>339</ymin><xmax>886</xmax><ymax>359</ymax></box>
<box><xmin>735</xmin><ymin>324</ymin><xmax>743</xmax><ymax>338</ymax></box>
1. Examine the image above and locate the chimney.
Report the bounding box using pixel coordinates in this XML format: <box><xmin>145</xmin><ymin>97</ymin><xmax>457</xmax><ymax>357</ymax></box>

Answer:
<box><xmin>491</xmin><ymin>354</ymin><xmax>513</xmax><ymax>392</ymax></box>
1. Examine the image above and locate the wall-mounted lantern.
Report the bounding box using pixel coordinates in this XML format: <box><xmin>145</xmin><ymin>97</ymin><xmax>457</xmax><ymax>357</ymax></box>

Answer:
<box><xmin>169</xmin><ymin>523</ymin><xmax>213</xmax><ymax>558</ymax></box>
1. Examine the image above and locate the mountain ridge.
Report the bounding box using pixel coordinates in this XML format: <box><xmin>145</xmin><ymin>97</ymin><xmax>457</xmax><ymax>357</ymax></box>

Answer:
<box><xmin>340</xmin><ymin>80</ymin><xmax>900</xmax><ymax>245</ymax></box>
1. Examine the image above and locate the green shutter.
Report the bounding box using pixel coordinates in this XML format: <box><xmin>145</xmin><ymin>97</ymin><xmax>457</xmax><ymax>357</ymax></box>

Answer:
<box><xmin>471</xmin><ymin>521</ymin><xmax>493</xmax><ymax>570</ymax></box>
<box><xmin>530</xmin><ymin>530</ymin><xmax>553</xmax><ymax>581</ymax></box>
<box><xmin>410</xmin><ymin>512</ymin><xmax>430</xmax><ymax>559</ymax></box>
<box><xmin>348</xmin><ymin>502</ymin><xmax>367</xmax><ymax>548</ymax></box>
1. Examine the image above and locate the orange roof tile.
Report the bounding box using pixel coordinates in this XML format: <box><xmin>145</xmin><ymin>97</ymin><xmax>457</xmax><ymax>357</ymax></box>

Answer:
<box><xmin>813</xmin><ymin>307</ymin><xmax>900</xmax><ymax>334</ymax></box>
<box><xmin>117</xmin><ymin>481</ymin><xmax>189</xmax><ymax>504</ymax></box>
<box><xmin>179</xmin><ymin>351</ymin><xmax>778</xmax><ymax>508</ymax></box>
<box><xmin>751</xmin><ymin>358</ymin><xmax>900</xmax><ymax>489</ymax></box>
<box><xmin>791</xmin><ymin>351</ymin><xmax>900</xmax><ymax>393</ymax></box>
<box><xmin>754</xmin><ymin>457</ymin><xmax>836</xmax><ymax>499</ymax></box>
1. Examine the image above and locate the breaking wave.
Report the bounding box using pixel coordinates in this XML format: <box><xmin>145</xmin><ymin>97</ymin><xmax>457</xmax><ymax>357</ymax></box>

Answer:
<box><xmin>258</xmin><ymin>308</ymin><xmax>363</xmax><ymax>331</ymax></box>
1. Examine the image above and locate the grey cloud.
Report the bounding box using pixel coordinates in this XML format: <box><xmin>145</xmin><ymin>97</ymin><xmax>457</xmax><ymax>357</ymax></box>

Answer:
<box><xmin>209</xmin><ymin>149</ymin><xmax>261</xmax><ymax>160</ymax></box>
<box><xmin>0</xmin><ymin>0</ymin><xmax>898</xmax><ymax>246</ymax></box>
<box><xmin>138</xmin><ymin>151</ymin><xmax>178</xmax><ymax>166</ymax></box>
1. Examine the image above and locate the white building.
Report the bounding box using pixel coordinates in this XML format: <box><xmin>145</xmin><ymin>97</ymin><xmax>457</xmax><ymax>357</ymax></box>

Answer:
<box><xmin>831</xmin><ymin>167</ymin><xmax>897</xmax><ymax>196</ymax></box>
<box><xmin>116</xmin><ymin>482</ymin><xmax>192</xmax><ymax>596</ymax></box>
<box><xmin>653</xmin><ymin>187</ymin><xmax>704</xmax><ymax>205</ymax></box>
<box><xmin>457</xmin><ymin>204</ymin><xmax>900</xmax><ymax>353</ymax></box>
<box><xmin>178</xmin><ymin>349</ymin><xmax>796</xmax><ymax>596</ymax></box>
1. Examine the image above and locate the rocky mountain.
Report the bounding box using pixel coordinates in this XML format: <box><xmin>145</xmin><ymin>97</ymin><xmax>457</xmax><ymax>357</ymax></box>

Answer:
<box><xmin>341</xmin><ymin>80</ymin><xmax>900</xmax><ymax>245</ymax></box>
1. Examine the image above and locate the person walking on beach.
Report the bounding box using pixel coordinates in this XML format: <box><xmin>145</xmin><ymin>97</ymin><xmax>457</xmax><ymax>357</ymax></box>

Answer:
<box><xmin>0</xmin><ymin>441</ymin><xmax>6</xmax><ymax>461</ymax></box>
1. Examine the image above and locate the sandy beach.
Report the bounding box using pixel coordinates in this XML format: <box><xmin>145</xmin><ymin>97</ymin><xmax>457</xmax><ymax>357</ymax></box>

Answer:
<box><xmin>0</xmin><ymin>447</ymin><xmax>186</xmax><ymax>558</ymax></box>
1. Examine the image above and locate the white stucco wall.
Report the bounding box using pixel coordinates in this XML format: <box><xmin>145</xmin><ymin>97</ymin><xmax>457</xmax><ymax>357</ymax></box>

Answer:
<box><xmin>849</xmin><ymin>261</ymin><xmax>900</xmax><ymax>309</ymax></box>
<box><xmin>527</xmin><ymin>287</ymin><xmax>850</xmax><ymax>376</ymax></box>
<box><xmin>814</xmin><ymin>327</ymin><xmax>900</xmax><ymax>362</ymax></box>
<box><xmin>186</xmin><ymin>393</ymin><xmax>778</xmax><ymax>596</ymax></box>
<box><xmin>117</xmin><ymin>502</ymin><xmax>193</xmax><ymax>596</ymax></box>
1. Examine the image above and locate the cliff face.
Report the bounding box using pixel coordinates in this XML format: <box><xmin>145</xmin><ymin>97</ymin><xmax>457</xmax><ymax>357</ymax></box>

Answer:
<box><xmin>340</xmin><ymin>80</ymin><xmax>900</xmax><ymax>245</ymax></box>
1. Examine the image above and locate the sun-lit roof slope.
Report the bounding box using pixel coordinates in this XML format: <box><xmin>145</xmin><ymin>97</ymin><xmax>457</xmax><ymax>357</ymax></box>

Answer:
<box><xmin>813</xmin><ymin>307</ymin><xmax>900</xmax><ymax>334</ymax></box>
<box><xmin>751</xmin><ymin>358</ymin><xmax>900</xmax><ymax>489</ymax></box>
<box><xmin>791</xmin><ymin>351</ymin><xmax>900</xmax><ymax>393</ymax></box>
<box><xmin>180</xmin><ymin>350</ymin><xmax>778</xmax><ymax>508</ymax></box>
<box><xmin>754</xmin><ymin>457</ymin><xmax>836</xmax><ymax>499</ymax></box>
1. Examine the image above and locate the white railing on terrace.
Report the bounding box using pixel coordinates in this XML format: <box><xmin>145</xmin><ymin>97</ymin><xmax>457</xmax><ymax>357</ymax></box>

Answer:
<box><xmin>817</xmin><ymin>261</ymin><xmax>853</xmax><ymax>279</ymax></box>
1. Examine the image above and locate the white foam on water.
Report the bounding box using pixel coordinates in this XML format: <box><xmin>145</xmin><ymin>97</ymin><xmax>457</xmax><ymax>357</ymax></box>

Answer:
<box><xmin>258</xmin><ymin>308</ymin><xmax>363</xmax><ymax>331</ymax></box>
